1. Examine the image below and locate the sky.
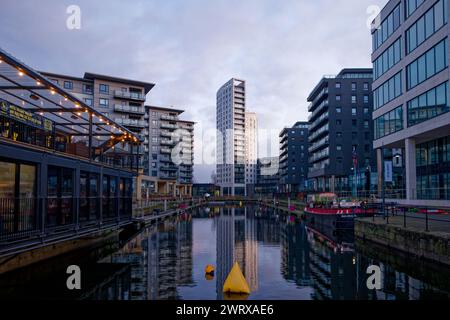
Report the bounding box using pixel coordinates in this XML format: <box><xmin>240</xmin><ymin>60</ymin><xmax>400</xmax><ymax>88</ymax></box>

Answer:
<box><xmin>0</xmin><ymin>0</ymin><xmax>388</xmax><ymax>182</ymax></box>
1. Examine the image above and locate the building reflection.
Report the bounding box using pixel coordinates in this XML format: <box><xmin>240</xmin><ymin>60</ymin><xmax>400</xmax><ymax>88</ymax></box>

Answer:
<box><xmin>104</xmin><ymin>216</ymin><xmax>194</xmax><ymax>300</ymax></box>
<box><xmin>306</xmin><ymin>227</ymin><xmax>357</xmax><ymax>300</ymax></box>
<box><xmin>281</xmin><ymin>222</ymin><xmax>311</xmax><ymax>288</ymax></box>
<box><xmin>216</xmin><ymin>207</ymin><xmax>258</xmax><ymax>299</ymax></box>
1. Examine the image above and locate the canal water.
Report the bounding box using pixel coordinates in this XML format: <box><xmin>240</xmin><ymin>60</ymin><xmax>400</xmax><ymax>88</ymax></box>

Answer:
<box><xmin>1</xmin><ymin>205</ymin><xmax>449</xmax><ymax>300</ymax></box>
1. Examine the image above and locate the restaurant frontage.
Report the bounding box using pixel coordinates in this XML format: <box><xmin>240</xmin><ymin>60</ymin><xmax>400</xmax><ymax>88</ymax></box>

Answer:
<box><xmin>0</xmin><ymin>48</ymin><xmax>141</xmax><ymax>254</ymax></box>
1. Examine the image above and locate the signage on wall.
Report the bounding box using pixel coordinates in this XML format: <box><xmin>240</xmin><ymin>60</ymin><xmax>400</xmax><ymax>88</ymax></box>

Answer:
<box><xmin>384</xmin><ymin>161</ymin><xmax>393</xmax><ymax>183</ymax></box>
<box><xmin>0</xmin><ymin>99</ymin><xmax>54</xmax><ymax>132</ymax></box>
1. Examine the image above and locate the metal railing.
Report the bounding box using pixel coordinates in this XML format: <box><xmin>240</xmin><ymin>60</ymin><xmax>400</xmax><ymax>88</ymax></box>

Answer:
<box><xmin>0</xmin><ymin>197</ymin><xmax>132</xmax><ymax>243</ymax></box>
<box><xmin>372</xmin><ymin>204</ymin><xmax>450</xmax><ymax>233</ymax></box>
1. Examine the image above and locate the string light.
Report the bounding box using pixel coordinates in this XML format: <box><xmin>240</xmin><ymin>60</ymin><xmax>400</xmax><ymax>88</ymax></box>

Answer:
<box><xmin>36</xmin><ymin>81</ymin><xmax>41</xmax><ymax>86</ymax></box>
<box><xmin>18</xmin><ymin>71</ymin><xmax>24</xmax><ymax>77</ymax></box>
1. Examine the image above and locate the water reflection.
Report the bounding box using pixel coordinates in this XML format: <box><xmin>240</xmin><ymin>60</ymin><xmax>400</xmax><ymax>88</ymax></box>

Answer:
<box><xmin>1</xmin><ymin>205</ymin><xmax>449</xmax><ymax>300</ymax></box>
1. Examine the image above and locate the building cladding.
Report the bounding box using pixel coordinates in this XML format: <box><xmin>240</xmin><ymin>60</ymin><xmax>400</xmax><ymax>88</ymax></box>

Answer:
<box><xmin>147</xmin><ymin>106</ymin><xmax>194</xmax><ymax>196</ymax></box>
<box><xmin>307</xmin><ymin>69</ymin><xmax>376</xmax><ymax>192</ymax></box>
<box><xmin>40</xmin><ymin>71</ymin><xmax>154</xmax><ymax>175</ymax></box>
<box><xmin>372</xmin><ymin>0</ymin><xmax>450</xmax><ymax>205</ymax></box>
<box><xmin>216</xmin><ymin>78</ymin><xmax>247</xmax><ymax>196</ymax></box>
<box><xmin>279</xmin><ymin>121</ymin><xmax>310</xmax><ymax>193</ymax></box>
<box><xmin>245</xmin><ymin>112</ymin><xmax>258</xmax><ymax>185</ymax></box>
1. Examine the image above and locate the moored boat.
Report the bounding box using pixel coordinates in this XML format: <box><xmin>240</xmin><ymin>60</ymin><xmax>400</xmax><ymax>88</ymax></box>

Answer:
<box><xmin>302</xmin><ymin>193</ymin><xmax>376</xmax><ymax>230</ymax></box>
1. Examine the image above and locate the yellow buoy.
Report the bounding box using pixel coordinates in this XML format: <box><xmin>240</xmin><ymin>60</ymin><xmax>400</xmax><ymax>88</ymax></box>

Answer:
<box><xmin>222</xmin><ymin>262</ymin><xmax>251</xmax><ymax>294</ymax></box>
<box><xmin>205</xmin><ymin>264</ymin><xmax>215</xmax><ymax>274</ymax></box>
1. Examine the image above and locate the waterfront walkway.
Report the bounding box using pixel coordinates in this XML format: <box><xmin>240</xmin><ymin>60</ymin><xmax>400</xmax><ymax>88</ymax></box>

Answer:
<box><xmin>366</xmin><ymin>213</ymin><xmax>450</xmax><ymax>234</ymax></box>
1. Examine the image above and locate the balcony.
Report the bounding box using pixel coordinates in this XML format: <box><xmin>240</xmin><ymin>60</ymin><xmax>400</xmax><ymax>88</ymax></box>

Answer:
<box><xmin>160</xmin><ymin>166</ymin><xmax>178</xmax><ymax>172</ymax></box>
<box><xmin>160</xmin><ymin>122</ymin><xmax>177</xmax><ymax>130</ymax></box>
<box><xmin>114</xmin><ymin>104</ymin><xmax>145</xmax><ymax>115</ymax></box>
<box><xmin>309</xmin><ymin>112</ymin><xmax>329</xmax><ymax>131</ymax></box>
<box><xmin>160</xmin><ymin>147</ymin><xmax>172</xmax><ymax>154</ymax></box>
<box><xmin>114</xmin><ymin>118</ymin><xmax>146</xmax><ymax>128</ymax></box>
<box><xmin>309</xmin><ymin>148</ymin><xmax>329</xmax><ymax>163</ymax></box>
<box><xmin>114</xmin><ymin>90</ymin><xmax>146</xmax><ymax>101</ymax></box>
<box><xmin>160</xmin><ymin>139</ymin><xmax>176</xmax><ymax>146</ymax></box>
<box><xmin>308</xmin><ymin>124</ymin><xmax>329</xmax><ymax>143</ymax></box>
<box><xmin>308</xmin><ymin>136</ymin><xmax>329</xmax><ymax>153</ymax></box>
<box><xmin>308</xmin><ymin>87</ymin><xmax>329</xmax><ymax>112</ymax></box>
<box><xmin>160</xmin><ymin>131</ymin><xmax>172</xmax><ymax>138</ymax></box>
<box><xmin>308</xmin><ymin>100</ymin><xmax>329</xmax><ymax>122</ymax></box>
<box><xmin>160</xmin><ymin>114</ymin><xmax>178</xmax><ymax>121</ymax></box>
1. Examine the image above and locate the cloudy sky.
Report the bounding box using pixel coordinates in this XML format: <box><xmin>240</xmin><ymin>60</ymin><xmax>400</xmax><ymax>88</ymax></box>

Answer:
<box><xmin>0</xmin><ymin>0</ymin><xmax>387</xmax><ymax>182</ymax></box>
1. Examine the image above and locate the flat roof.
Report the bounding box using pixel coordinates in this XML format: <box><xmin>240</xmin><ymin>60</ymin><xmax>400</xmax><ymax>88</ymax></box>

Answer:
<box><xmin>39</xmin><ymin>71</ymin><xmax>92</xmax><ymax>83</ymax></box>
<box><xmin>84</xmin><ymin>72</ymin><xmax>155</xmax><ymax>94</ymax></box>
<box><xmin>146</xmin><ymin>105</ymin><xmax>185</xmax><ymax>114</ymax></box>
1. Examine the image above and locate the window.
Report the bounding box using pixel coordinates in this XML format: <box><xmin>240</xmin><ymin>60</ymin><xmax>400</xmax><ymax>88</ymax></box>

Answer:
<box><xmin>336</xmin><ymin>120</ymin><xmax>342</xmax><ymax>125</ymax></box>
<box><xmin>99</xmin><ymin>98</ymin><xmax>109</xmax><ymax>107</ymax></box>
<box><xmin>84</xmin><ymin>98</ymin><xmax>93</xmax><ymax>106</ymax></box>
<box><xmin>364</xmin><ymin>82</ymin><xmax>369</xmax><ymax>91</ymax></box>
<box><xmin>336</xmin><ymin>132</ymin><xmax>343</xmax><ymax>138</ymax></box>
<box><xmin>407</xmin><ymin>81</ymin><xmax>449</xmax><ymax>126</ymax></box>
<box><xmin>406</xmin><ymin>0</ymin><xmax>425</xmax><ymax>17</ymax></box>
<box><xmin>336</xmin><ymin>95</ymin><xmax>341</xmax><ymax>101</ymax></box>
<box><xmin>83</xmin><ymin>84</ymin><xmax>93</xmax><ymax>94</ymax></box>
<box><xmin>351</xmin><ymin>83</ymin><xmax>357</xmax><ymax>91</ymax></box>
<box><xmin>99</xmin><ymin>84</ymin><xmax>109</xmax><ymax>94</ymax></box>
<box><xmin>337</xmin><ymin>145</ymin><xmax>342</xmax><ymax>151</ymax></box>
<box><xmin>374</xmin><ymin>71</ymin><xmax>402</xmax><ymax>109</ymax></box>
<box><xmin>374</xmin><ymin>105</ymin><xmax>403</xmax><ymax>139</ymax></box>
<box><xmin>407</xmin><ymin>38</ymin><xmax>448</xmax><ymax>90</ymax></box>
<box><xmin>364</xmin><ymin>120</ymin><xmax>369</xmax><ymax>129</ymax></box>
<box><xmin>335</xmin><ymin>82</ymin><xmax>341</xmax><ymax>89</ymax></box>
<box><xmin>352</xmin><ymin>132</ymin><xmax>357</xmax><ymax>140</ymax></box>
<box><xmin>374</xmin><ymin>38</ymin><xmax>402</xmax><ymax>80</ymax></box>
<box><xmin>336</xmin><ymin>107</ymin><xmax>342</xmax><ymax>113</ymax></box>
<box><xmin>364</xmin><ymin>107</ymin><xmax>369</xmax><ymax>115</ymax></box>
<box><xmin>63</xmin><ymin>81</ymin><xmax>73</xmax><ymax>90</ymax></box>
<box><xmin>372</xmin><ymin>4</ymin><xmax>401</xmax><ymax>52</ymax></box>
<box><xmin>352</xmin><ymin>107</ymin><xmax>357</xmax><ymax>116</ymax></box>
<box><xmin>406</xmin><ymin>0</ymin><xmax>448</xmax><ymax>54</ymax></box>
<box><xmin>352</xmin><ymin>119</ymin><xmax>357</xmax><ymax>127</ymax></box>
<box><xmin>351</xmin><ymin>96</ymin><xmax>357</xmax><ymax>104</ymax></box>
<box><xmin>364</xmin><ymin>95</ymin><xmax>369</xmax><ymax>103</ymax></box>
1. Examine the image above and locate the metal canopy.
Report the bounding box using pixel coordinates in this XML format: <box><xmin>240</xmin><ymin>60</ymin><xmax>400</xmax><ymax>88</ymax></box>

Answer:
<box><xmin>0</xmin><ymin>47</ymin><xmax>141</xmax><ymax>148</ymax></box>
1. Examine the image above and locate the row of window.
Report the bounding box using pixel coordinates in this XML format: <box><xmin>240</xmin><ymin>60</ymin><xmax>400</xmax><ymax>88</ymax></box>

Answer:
<box><xmin>335</xmin><ymin>82</ymin><xmax>370</xmax><ymax>90</ymax></box>
<box><xmin>406</xmin><ymin>0</ymin><xmax>448</xmax><ymax>54</ymax></box>
<box><xmin>406</xmin><ymin>37</ymin><xmax>448</xmax><ymax>90</ymax></box>
<box><xmin>407</xmin><ymin>81</ymin><xmax>449</xmax><ymax>126</ymax></box>
<box><xmin>374</xmin><ymin>106</ymin><xmax>404</xmax><ymax>140</ymax></box>
<box><xmin>374</xmin><ymin>71</ymin><xmax>403</xmax><ymax>109</ymax></box>
<box><xmin>335</xmin><ymin>95</ymin><xmax>370</xmax><ymax>103</ymax></box>
<box><xmin>406</xmin><ymin>0</ymin><xmax>426</xmax><ymax>17</ymax></box>
<box><xmin>374</xmin><ymin>37</ymin><xmax>402</xmax><ymax>80</ymax></box>
<box><xmin>372</xmin><ymin>4</ymin><xmax>401</xmax><ymax>52</ymax></box>
<box><xmin>417</xmin><ymin>173</ymin><xmax>450</xmax><ymax>200</ymax></box>
<box><xmin>416</xmin><ymin>135</ymin><xmax>450</xmax><ymax>166</ymax></box>
<box><xmin>336</xmin><ymin>106</ymin><xmax>371</xmax><ymax>115</ymax></box>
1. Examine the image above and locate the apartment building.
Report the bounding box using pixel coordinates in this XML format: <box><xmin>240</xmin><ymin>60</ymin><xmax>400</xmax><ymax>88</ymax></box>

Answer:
<box><xmin>372</xmin><ymin>0</ymin><xmax>450</xmax><ymax>206</ymax></box>
<box><xmin>307</xmin><ymin>69</ymin><xmax>376</xmax><ymax>194</ymax></box>
<box><xmin>279</xmin><ymin>121</ymin><xmax>310</xmax><ymax>193</ymax></box>
<box><xmin>216</xmin><ymin>78</ymin><xmax>247</xmax><ymax>196</ymax></box>
<box><xmin>245</xmin><ymin>112</ymin><xmax>258</xmax><ymax>194</ymax></box>
<box><xmin>146</xmin><ymin>106</ymin><xmax>194</xmax><ymax>197</ymax></box>
<box><xmin>40</xmin><ymin>71</ymin><xmax>154</xmax><ymax>175</ymax></box>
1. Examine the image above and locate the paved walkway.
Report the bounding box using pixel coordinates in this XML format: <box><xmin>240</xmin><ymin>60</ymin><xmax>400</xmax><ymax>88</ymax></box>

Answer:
<box><xmin>363</xmin><ymin>213</ymin><xmax>450</xmax><ymax>235</ymax></box>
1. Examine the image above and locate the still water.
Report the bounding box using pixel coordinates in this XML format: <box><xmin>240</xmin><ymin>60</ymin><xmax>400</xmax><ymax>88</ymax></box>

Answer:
<box><xmin>1</xmin><ymin>205</ymin><xmax>450</xmax><ymax>300</ymax></box>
